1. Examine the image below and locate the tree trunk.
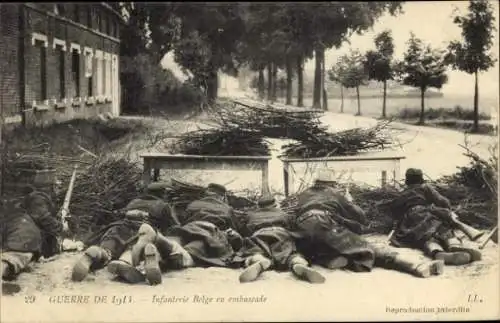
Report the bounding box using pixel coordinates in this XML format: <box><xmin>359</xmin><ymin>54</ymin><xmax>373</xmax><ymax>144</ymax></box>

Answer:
<box><xmin>321</xmin><ymin>52</ymin><xmax>327</xmax><ymax>111</ymax></box>
<box><xmin>419</xmin><ymin>87</ymin><xmax>426</xmax><ymax>124</ymax></box>
<box><xmin>267</xmin><ymin>62</ymin><xmax>272</xmax><ymax>101</ymax></box>
<box><xmin>258</xmin><ymin>67</ymin><xmax>265</xmax><ymax>100</ymax></box>
<box><xmin>285</xmin><ymin>56</ymin><xmax>293</xmax><ymax>105</ymax></box>
<box><xmin>297</xmin><ymin>55</ymin><xmax>304</xmax><ymax>107</ymax></box>
<box><xmin>313</xmin><ymin>47</ymin><xmax>324</xmax><ymax>109</ymax></box>
<box><xmin>340</xmin><ymin>85</ymin><xmax>344</xmax><ymax>113</ymax></box>
<box><xmin>473</xmin><ymin>70</ymin><xmax>479</xmax><ymax>133</ymax></box>
<box><xmin>355</xmin><ymin>86</ymin><xmax>361</xmax><ymax>116</ymax></box>
<box><xmin>271</xmin><ymin>62</ymin><xmax>278</xmax><ymax>102</ymax></box>
<box><xmin>382</xmin><ymin>80</ymin><xmax>387</xmax><ymax>119</ymax></box>
<box><xmin>206</xmin><ymin>69</ymin><xmax>219</xmax><ymax>103</ymax></box>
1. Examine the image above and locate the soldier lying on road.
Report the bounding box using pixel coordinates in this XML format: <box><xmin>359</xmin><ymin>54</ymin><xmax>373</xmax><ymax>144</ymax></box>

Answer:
<box><xmin>289</xmin><ymin>177</ymin><xmax>445</xmax><ymax>278</ymax></box>
<box><xmin>389</xmin><ymin>168</ymin><xmax>483</xmax><ymax>266</ymax></box>
<box><xmin>129</xmin><ymin>183</ymin><xmax>244</xmax><ymax>285</ymax></box>
<box><xmin>1</xmin><ymin>187</ymin><xmax>65</xmax><ymax>282</ymax></box>
<box><xmin>233</xmin><ymin>196</ymin><xmax>325</xmax><ymax>284</ymax></box>
<box><xmin>71</xmin><ymin>186</ymin><xmax>180</xmax><ymax>283</ymax></box>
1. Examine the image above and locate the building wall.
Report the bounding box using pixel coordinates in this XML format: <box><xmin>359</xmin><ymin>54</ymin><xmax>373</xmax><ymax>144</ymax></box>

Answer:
<box><xmin>20</xmin><ymin>3</ymin><xmax>121</xmax><ymax>126</ymax></box>
<box><xmin>0</xmin><ymin>4</ymin><xmax>21</xmax><ymax>121</ymax></box>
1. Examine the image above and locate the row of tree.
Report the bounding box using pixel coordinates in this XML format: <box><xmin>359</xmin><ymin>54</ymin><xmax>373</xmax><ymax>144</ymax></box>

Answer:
<box><xmin>329</xmin><ymin>0</ymin><xmax>496</xmax><ymax>129</ymax></box>
<box><xmin>116</xmin><ymin>2</ymin><xmax>403</xmax><ymax>104</ymax></box>
<box><xmin>117</xmin><ymin>1</ymin><xmax>496</xmax><ymax>132</ymax></box>
<box><xmin>328</xmin><ymin>31</ymin><xmax>449</xmax><ymax>123</ymax></box>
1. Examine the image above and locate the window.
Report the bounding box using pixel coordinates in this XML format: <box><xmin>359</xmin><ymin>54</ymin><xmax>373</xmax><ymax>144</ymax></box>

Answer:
<box><xmin>106</xmin><ymin>54</ymin><xmax>112</xmax><ymax>98</ymax></box>
<box><xmin>73</xmin><ymin>4</ymin><xmax>80</xmax><ymax>23</ymax></box>
<box><xmin>55</xmin><ymin>44</ymin><xmax>66</xmax><ymax>99</ymax></box>
<box><xmin>86</xmin><ymin>6</ymin><xmax>92</xmax><ymax>28</ymax></box>
<box><xmin>88</xmin><ymin>76</ymin><xmax>93</xmax><ymax>97</ymax></box>
<box><xmin>97</xmin><ymin>12</ymin><xmax>102</xmax><ymax>32</ymax></box>
<box><xmin>84</xmin><ymin>49</ymin><xmax>93</xmax><ymax>97</ymax></box>
<box><xmin>95</xmin><ymin>51</ymin><xmax>103</xmax><ymax>97</ymax></box>
<box><xmin>105</xmin><ymin>14</ymin><xmax>110</xmax><ymax>35</ymax></box>
<box><xmin>72</xmin><ymin>49</ymin><xmax>80</xmax><ymax>97</ymax></box>
<box><xmin>102</xmin><ymin>56</ymin><xmax>106</xmax><ymax>97</ymax></box>
<box><xmin>109</xmin><ymin>18</ymin><xmax>115</xmax><ymax>37</ymax></box>
<box><xmin>54</xmin><ymin>4</ymin><xmax>65</xmax><ymax>16</ymax></box>
<box><xmin>34</xmin><ymin>40</ymin><xmax>47</xmax><ymax>101</ymax></box>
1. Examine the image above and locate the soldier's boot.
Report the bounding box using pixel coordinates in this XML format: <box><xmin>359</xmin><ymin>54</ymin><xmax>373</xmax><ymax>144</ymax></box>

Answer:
<box><xmin>392</xmin><ymin>253</ymin><xmax>445</xmax><ymax>278</ymax></box>
<box><xmin>107</xmin><ymin>250</ymin><xmax>145</xmax><ymax>284</ymax></box>
<box><xmin>443</xmin><ymin>237</ymin><xmax>482</xmax><ymax>262</ymax></box>
<box><xmin>150</xmin><ymin>231</ymin><xmax>194</xmax><ymax>269</ymax></box>
<box><xmin>289</xmin><ymin>256</ymin><xmax>326</xmax><ymax>284</ymax></box>
<box><xmin>143</xmin><ymin>243</ymin><xmax>162</xmax><ymax>285</ymax></box>
<box><xmin>131</xmin><ymin>224</ymin><xmax>158</xmax><ymax>267</ymax></box>
<box><xmin>423</xmin><ymin>239</ymin><xmax>471</xmax><ymax>266</ymax></box>
<box><xmin>239</xmin><ymin>254</ymin><xmax>272</xmax><ymax>283</ymax></box>
<box><xmin>72</xmin><ymin>246</ymin><xmax>110</xmax><ymax>282</ymax></box>
<box><xmin>376</xmin><ymin>248</ymin><xmax>444</xmax><ymax>278</ymax></box>
<box><xmin>1</xmin><ymin>261</ymin><xmax>11</xmax><ymax>279</ymax></box>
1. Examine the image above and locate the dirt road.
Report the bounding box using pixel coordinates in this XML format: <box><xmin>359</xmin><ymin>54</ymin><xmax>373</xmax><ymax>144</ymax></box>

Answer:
<box><xmin>1</xmin><ymin>110</ymin><xmax>498</xmax><ymax>322</ymax></box>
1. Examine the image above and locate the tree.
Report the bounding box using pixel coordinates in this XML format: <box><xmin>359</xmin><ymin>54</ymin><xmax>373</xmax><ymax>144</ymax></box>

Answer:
<box><xmin>446</xmin><ymin>0</ymin><xmax>497</xmax><ymax>133</ymax></box>
<box><xmin>328</xmin><ymin>57</ymin><xmax>348</xmax><ymax>113</ymax></box>
<box><xmin>365</xmin><ymin>30</ymin><xmax>396</xmax><ymax>118</ymax></box>
<box><xmin>399</xmin><ymin>33</ymin><xmax>448</xmax><ymax>124</ymax></box>
<box><xmin>172</xmin><ymin>3</ymin><xmax>246</xmax><ymax>102</ymax></box>
<box><xmin>331</xmin><ymin>50</ymin><xmax>368</xmax><ymax>115</ymax></box>
<box><xmin>119</xmin><ymin>3</ymin><xmax>149</xmax><ymax>57</ymax></box>
<box><xmin>237</xmin><ymin>4</ymin><xmax>288</xmax><ymax>102</ymax></box>
<box><xmin>143</xmin><ymin>3</ymin><xmax>182</xmax><ymax>65</ymax></box>
<box><xmin>295</xmin><ymin>2</ymin><xmax>404</xmax><ymax>110</ymax></box>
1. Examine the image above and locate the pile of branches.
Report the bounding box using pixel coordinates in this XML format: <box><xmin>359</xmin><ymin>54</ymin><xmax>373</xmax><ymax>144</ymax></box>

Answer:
<box><xmin>436</xmin><ymin>144</ymin><xmax>498</xmax><ymax>228</ymax></box>
<box><xmin>171</xmin><ymin>127</ymin><xmax>270</xmax><ymax>156</ymax></box>
<box><xmin>282</xmin><ymin>120</ymin><xmax>395</xmax><ymax>158</ymax></box>
<box><xmin>56</xmin><ymin>158</ymin><xmax>143</xmax><ymax>238</ymax></box>
<box><xmin>212</xmin><ymin>100</ymin><xmax>327</xmax><ymax>141</ymax></box>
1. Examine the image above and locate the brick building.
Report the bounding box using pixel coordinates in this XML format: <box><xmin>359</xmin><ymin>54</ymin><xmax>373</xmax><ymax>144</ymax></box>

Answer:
<box><xmin>0</xmin><ymin>3</ymin><xmax>122</xmax><ymax>126</ymax></box>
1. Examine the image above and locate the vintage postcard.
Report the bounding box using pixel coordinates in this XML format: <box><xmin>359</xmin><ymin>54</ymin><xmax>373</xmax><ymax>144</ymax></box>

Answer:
<box><xmin>1</xmin><ymin>1</ymin><xmax>499</xmax><ymax>322</ymax></box>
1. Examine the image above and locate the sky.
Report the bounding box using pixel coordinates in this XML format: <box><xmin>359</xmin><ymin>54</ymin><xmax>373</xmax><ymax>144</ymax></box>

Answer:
<box><xmin>304</xmin><ymin>1</ymin><xmax>500</xmax><ymax>99</ymax></box>
<box><xmin>163</xmin><ymin>1</ymin><xmax>499</xmax><ymax>100</ymax></box>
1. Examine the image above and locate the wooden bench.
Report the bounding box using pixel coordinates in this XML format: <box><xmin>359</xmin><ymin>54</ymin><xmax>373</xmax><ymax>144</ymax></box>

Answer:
<box><xmin>140</xmin><ymin>153</ymin><xmax>272</xmax><ymax>195</ymax></box>
<box><xmin>279</xmin><ymin>153</ymin><xmax>406</xmax><ymax>197</ymax></box>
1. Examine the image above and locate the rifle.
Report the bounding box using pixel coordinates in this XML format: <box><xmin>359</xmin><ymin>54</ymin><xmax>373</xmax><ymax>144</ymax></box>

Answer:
<box><xmin>60</xmin><ymin>165</ymin><xmax>78</xmax><ymax>243</ymax></box>
<box><xmin>479</xmin><ymin>225</ymin><xmax>498</xmax><ymax>250</ymax></box>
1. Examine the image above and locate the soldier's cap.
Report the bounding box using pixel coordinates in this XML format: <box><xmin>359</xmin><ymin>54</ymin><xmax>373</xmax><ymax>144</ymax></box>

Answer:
<box><xmin>314</xmin><ymin>170</ymin><xmax>338</xmax><ymax>185</ymax></box>
<box><xmin>206</xmin><ymin>183</ymin><xmax>227</xmax><ymax>195</ymax></box>
<box><xmin>405</xmin><ymin>168</ymin><xmax>423</xmax><ymax>179</ymax></box>
<box><xmin>257</xmin><ymin>196</ymin><xmax>276</xmax><ymax>208</ymax></box>
<box><xmin>145</xmin><ymin>182</ymin><xmax>170</xmax><ymax>197</ymax></box>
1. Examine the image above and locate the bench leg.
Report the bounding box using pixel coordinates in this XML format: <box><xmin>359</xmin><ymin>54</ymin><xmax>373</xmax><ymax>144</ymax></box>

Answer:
<box><xmin>393</xmin><ymin>161</ymin><xmax>401</xmax><ymax>185</ymax></box>
<box><xmin>261</xmin><ymin>162</ymin><xmax>270</xmax><ymax>196</ymax></box>
<box><xmin>381</xmin><ymin>170</ymin><xmax>387</xmax><ymax>186</ymax></box>
<box><xmin>143</xmin><ymin>159</ymin><xmax>152</xmax><ymax>187</ymax></box>
<box><xmin>283</xmin><ymin>163</ymin><xmax>289</xmax><ymax>197</ymax></box>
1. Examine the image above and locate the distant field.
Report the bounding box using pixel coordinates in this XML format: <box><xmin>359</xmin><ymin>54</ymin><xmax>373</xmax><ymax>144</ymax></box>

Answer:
<box><xmin>299</xmin><ymin>96</ymin><xmax>498</xmax><ymax>118</ymax></box>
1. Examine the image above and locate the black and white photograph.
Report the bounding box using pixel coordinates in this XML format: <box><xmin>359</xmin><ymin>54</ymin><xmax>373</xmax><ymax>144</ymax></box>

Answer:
<box><xmin>0</xmin><ymin>1</ymin><xmax>499</xmax><ymax>322</ymax></box>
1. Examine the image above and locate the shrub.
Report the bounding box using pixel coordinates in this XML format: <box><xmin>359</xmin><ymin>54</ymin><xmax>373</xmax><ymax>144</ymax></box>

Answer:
<box><xmin>120</xmin><ymin>54</ymin><xmax>205</xmax><ymax>116</ymax></box>
<box><xmin>396</xmin><ymin>105</ymin><xmax>491</xmax><ymax>121</ymax></box>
